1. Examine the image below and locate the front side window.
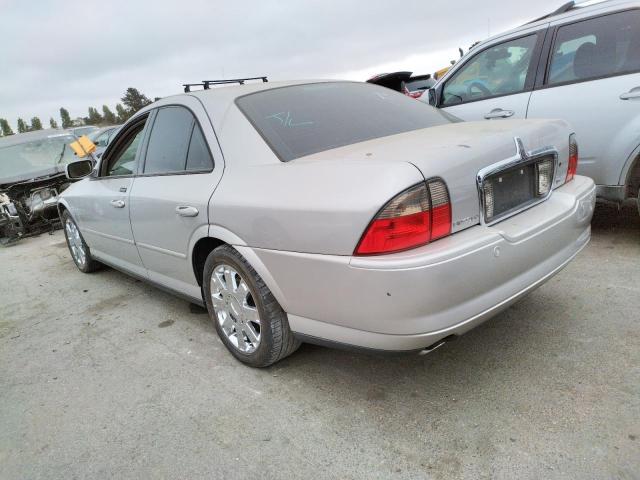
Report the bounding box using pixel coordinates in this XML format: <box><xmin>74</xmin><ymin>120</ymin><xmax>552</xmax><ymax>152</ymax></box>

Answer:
<box><xmin>105</xmin><ymin>121</ymin><xmax>147</xmax><ymax>176</ymax></box>
<box><xmin>442</xmin><ymin>34</ymin><xmax>538</xmax><ymax>106</ymax></box>
<box><xmin>547</xmin><ymin>10</ymin><xmax>640</xmax><ymax>85</ymax></box>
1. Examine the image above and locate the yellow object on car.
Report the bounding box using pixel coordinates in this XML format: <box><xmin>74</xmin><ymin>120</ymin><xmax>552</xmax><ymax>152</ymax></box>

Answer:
<box><xmin>69</xmin><ymin>135</ymin><xmax>96</xmax><ymax>158</ymax></box>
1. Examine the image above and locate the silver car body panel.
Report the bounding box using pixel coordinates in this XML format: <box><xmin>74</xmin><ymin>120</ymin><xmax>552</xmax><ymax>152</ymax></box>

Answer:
<box><xmin>59</xmin><ymin>80</ymin><xmax>594</xmax><ymax>351</ymax></box>
<box><xmin>429</xmin><ymin>0</ymin><xmax>640</xmax><ymax>199</ymax></box>
<box><xmin>243</xmin><ymin>176</ymin><xmax>594</xmax><ymax>350</ymax></box>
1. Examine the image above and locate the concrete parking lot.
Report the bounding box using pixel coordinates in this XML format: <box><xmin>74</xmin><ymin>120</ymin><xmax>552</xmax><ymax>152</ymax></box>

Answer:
<box><xmin>1</xmin><ymin>202</ymin><xmax>638</xmax><ymax>480</ymax></box>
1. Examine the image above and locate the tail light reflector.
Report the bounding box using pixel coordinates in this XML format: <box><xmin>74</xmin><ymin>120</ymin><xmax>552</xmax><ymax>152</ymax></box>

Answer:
<box><xmin>566</xmin><ymin>134</ymin><xmax>578</xmax><ymax>182</ymax></box>
<box><xmin>355</xmin><ymin>179</ymin><xmax>451</xmax><ymax>256</ymax></box>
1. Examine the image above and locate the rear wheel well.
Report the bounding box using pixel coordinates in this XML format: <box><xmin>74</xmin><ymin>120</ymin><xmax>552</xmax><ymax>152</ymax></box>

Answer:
<box><xmin>627</xmin><ymin>154</ymin><xmax>640</xmax><ymax>199</ymax></box>
<box><xmin>192</xmin><ymin>237</ymin><xmax>226</xmax><ymax>286</ymax></box>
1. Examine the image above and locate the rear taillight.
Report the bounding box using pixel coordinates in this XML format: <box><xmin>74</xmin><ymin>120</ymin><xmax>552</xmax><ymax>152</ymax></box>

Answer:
<box><xmin>429</xmin><ymin>180</ymin><xmax>452</xmax><ymax>240</ymax></box>
<box><xmin>355</xmin><ymin>179</ymin><xmax>451</xmax><ymax>256</ymax></box>
<box><xmin>566</xmin><ymin>134</ymin><xmax>578</xmax><ymax>182</ymax></box>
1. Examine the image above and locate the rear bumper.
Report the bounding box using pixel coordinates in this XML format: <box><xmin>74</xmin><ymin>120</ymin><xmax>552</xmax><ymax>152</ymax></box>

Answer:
<box><xmin>239</xmin><ymin>176</ymin><xmax>596</xmax><ymax>351</ymax></box>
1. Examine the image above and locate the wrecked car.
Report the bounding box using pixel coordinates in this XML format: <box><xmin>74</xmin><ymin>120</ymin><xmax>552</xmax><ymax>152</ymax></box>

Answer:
<box><xmin>0</xmin><ymin>129</ymin><xmax>88</xmax><ymax>245</ymax></box>
<box><xmin>367</xmin><ymin>71</ymin><xmax>435</xmax><ymax>99</ymax></box>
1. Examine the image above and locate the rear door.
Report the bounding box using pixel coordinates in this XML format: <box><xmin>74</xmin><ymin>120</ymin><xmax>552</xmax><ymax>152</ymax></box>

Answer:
<box><xmin>128</xmin><ymin>100</ymin><xmax>222</xmax><ymax>299</ymax></box>
<box><xmin>77</xmin><ymin>115</ymin><xmax>149</xmax><ymax>276</ymax></box>
<box><xmin>527</xmin><ymin>9</ymin><xmax>640</xmax><ymax>186</ymax></box>
<box><xmin>438</xmin><ymin>30</ymin><xmax>546</xmax><ymax>121</ymax></box>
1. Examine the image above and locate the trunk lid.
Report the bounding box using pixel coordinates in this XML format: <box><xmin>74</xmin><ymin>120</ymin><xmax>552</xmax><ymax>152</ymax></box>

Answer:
<box><xmin>300</xmin><ymin>118</ymin><xmax>572</xmax><ymax>233</ymax></box>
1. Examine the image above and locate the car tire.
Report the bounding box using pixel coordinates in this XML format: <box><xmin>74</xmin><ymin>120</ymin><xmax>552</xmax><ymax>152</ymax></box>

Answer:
<box><xmin>203</xmin><ymin>244</ymin><xmax>300</xmax><ymax>367</ymax></box>
<box><xmin>61</xmin><ymin>210</ymin><xmax>102</xmax><ymax>273</ymax></box>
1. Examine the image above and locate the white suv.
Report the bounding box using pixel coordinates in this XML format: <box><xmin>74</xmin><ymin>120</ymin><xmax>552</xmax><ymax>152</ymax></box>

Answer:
<box><xmin>428</xmin><ymin>0</ymin><xmax>640</xmax><ymax>212</ymax></box>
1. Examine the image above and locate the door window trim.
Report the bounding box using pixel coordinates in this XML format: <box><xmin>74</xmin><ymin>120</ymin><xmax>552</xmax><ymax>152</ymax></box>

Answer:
<box><xmin>94</xmin><ymin>113</ymin><xmax>150</xmax><ymax>180</ymax></box>
<box><xmin>137</xmin><ymin>104</ymin><xmax>216</xmax><ymax>178</ymax></box>
<box><xmin>535</xmin><ymin>8</ymin><xmax>640</xmax><ymax>91</ymax></box>
<box><xmin>438</xmin><ymin>30</ymin><xmax>546</xmax><ymax>108</ymax></box>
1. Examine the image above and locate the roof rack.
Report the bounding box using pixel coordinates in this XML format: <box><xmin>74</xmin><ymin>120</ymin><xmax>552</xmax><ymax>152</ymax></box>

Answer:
<box><xmin>526</xmin><ymin>1</ymin><xmax>575</xmax><ymax>24</ymax></box>
<box><xmin>183</xmin><ymin>76</ymin><xmax>268</xmax><ymax>93</ymax></box>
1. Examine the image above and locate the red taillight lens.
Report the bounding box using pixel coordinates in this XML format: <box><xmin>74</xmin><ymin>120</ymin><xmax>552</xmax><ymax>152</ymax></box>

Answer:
<box><xmin>355</xmin><ymin>179</ymin><xmax>451</xmax><ymax>256</ymax></box>
<box><xmin>566</xmin><ymin>134</ymin><xmax>578</xmax><ymax>182</ymax></box>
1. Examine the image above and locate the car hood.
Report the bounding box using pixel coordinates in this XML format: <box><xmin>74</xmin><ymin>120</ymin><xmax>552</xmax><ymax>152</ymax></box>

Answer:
<box><xmin>0</xmin><ymin>166</ymin><xmax>67</xmax><ymax>191</ymax></box>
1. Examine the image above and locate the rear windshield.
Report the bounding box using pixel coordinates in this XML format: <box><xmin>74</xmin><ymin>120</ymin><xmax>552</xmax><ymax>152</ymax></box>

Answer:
<box><xmin>236</xmin><ymin>82</ymin><xmax>453</xmax><ymax>161</ymax></box>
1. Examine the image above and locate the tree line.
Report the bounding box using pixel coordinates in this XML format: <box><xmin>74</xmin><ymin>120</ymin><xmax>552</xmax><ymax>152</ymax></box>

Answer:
<box><xmin>0</xmin><ymin>87</ymin><xmax>156</xmax><ymax>137</ymax></box>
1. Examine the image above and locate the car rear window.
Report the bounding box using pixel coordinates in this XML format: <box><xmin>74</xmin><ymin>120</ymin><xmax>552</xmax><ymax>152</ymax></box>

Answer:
<box><xmin>236</xmin><ymin>82</ymin><xmax>453</xmax><ymax>161</ymax></box>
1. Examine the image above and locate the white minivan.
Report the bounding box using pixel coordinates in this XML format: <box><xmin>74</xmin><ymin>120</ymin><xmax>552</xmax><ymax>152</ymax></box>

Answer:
<box><xmin>428</xmin><ymin>0</ymin><xmax>640</xmax><ymax>212</ymax></box>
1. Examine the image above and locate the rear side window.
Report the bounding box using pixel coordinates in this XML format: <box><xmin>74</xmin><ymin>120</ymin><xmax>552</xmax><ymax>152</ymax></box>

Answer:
<box><xmin>144</xmin><ymin>107</ymin><xmax>193</xmax><ymax>174</ymax></box>
<box><xmin>548</xmin><ymin>10</ymin><xmax>640</xmax><ymax>85</ymax></box>
<box><xmin>186</xmin><ymin>125</ymin><xmax>213</xmax><ymax>171</ymax></box>
<box><xmin>236</xmin><ymin>82</ymin><xmax>453</xmax><ymax>161</ymax></box>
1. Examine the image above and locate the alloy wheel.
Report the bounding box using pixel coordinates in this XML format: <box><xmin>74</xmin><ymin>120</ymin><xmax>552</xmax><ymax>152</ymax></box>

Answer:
<box><xmin>210</xmin><ymin>263</ymin><xmax>261</xmax><ymax>353</ymax></box>
<box><xmin>65</xmin><ymin>218</ymin><xmax>86</xmax><ymax>267</ymax></box>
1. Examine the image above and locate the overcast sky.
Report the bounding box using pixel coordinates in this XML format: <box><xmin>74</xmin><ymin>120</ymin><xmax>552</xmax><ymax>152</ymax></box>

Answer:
<box><xmin>1</xmin><ymin>0</ymin><xmax>561</xmax><ymax>129</ymax></box>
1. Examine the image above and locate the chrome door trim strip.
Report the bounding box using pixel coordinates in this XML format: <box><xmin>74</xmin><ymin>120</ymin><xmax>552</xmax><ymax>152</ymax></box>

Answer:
<box><xmin>136</xmin><ymin>241</ymin><xmax>187</xmax><ymax>259</ymax></box>
<box><xmin>84</xmin><ymin>227</ymin><xmax>136</xmax><ymax>245</ymax></box>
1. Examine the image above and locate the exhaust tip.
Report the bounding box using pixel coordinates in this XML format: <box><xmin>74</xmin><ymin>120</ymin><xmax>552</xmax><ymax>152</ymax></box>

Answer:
<box><xmin>418</xmin><ymin>335</ymin><xmax>457</xmax><ymax>356</ymax></box>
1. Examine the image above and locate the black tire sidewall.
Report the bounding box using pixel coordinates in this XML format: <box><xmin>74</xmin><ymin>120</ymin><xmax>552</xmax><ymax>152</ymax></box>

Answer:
<box><xmin>203</xmin><ymin>246</ymin><xmax>276</xmax><ymax>367</ymax></box>
<box><xmin>62</xmin><ymin>211</ymin><xmax>96</xmax><ymax>273</ymax></box>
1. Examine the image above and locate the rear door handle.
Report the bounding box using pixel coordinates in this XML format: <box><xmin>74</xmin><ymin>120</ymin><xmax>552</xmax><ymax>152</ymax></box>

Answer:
<box><xmin>620</xmin><ymin>87</ymin><xmax>640</xmax><ymax>100</ymax></box>
<box><xmin>175</xmin><ymin>205</ymin><xmax>199</xmax><ymax>217</ymax></box>
<box><xmin>110</xmin><ymin>199</ymin><xmax>125</xmax><ymax>208</ymax></box>
<box><xmin>484</xmin><ymin>108</ymin><xmax>515</xmax><ymax>119</ymax></box>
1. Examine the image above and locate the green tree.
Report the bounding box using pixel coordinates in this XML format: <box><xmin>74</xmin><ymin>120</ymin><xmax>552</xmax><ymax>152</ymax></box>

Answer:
<box><xmin>30</xmin><ymin>117</ymin><xmax>43</xmax><ymax>131</ymax></box>
<box><xmin>49</xmin><ymin>117</ymin><xmax>58</xmax><ymax>129</ymax></box>
<box><xmin>102</xmin><ymin>105</ymin><xmax>117</xmax><ymax>124</ymax></box>
<box><xmin>60</xmin><ymin>107</ymin><xmax>72</xmax><ymax>128</ymax></box>
<box><xmin>115</xmin><ymin>103</ymin><xmax>129</xmax><ymax>123</ymax></box>
<box><xmin>17</xmin><ymin>118</ymin><xmax>27</xmax><ymax>133</ymax></box>
<box><xmin>121</xmin><ymin>87</ymin><xmax>152</xmax><ymax>116</ymax></box>
<box><xmin>0</xmin><ymin>118</ymin><xmax>14</xmax><ymax>136</ymax></box>
<box><xmin>87</xmin><ymin>107</ymin><xmax>103</xmax><ymax>125</ymax></box>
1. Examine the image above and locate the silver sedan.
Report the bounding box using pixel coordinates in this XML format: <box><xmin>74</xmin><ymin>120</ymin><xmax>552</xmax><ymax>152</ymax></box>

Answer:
<box><xmin>58</xmin><ymin>80</ymin><xmax>595</xmax><ymax>366</ymax></box>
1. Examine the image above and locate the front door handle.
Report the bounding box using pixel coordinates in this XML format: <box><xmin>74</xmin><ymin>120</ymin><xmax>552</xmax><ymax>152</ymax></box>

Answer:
<box><xmin>484</xmin><ymin>108</ymin><xmax>515</xmax><ymax>119</ymax></box>
<box><xmin>175</xmin><ymin>205</ymin><xmax>199</xmax><ymax>217</ymax></box>
<box><xmin>110</xmin><ymin>199</ymin><xmax>125</xmax><ymax>208</ymax></box>
<box><xmin>620</xmin><ymin>87</ymin><xmax>640</xmax><ymax>100</ymax></box>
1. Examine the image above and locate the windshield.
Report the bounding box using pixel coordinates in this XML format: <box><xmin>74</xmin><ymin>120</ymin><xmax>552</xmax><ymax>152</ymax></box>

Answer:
<box><xmin>0</xmin><ymin>134</ymin><xmax>79</xmax><ymax>181</ymax></box>
<box><xmin>74</xmin><ymin>126</ymin><xmax>99</xmax><ymax>137</ymax></box>
<box><xmin>236</xmin><ymin>82</ymin><xmax>453</xmax><ymax>161</ymax></box>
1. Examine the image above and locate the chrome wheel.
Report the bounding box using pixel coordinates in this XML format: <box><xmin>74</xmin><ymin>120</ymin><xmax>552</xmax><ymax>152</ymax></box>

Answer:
<box><xmin>65</xmin><ymin>218</ymin><xmax>86</xmax><ymax>267</ymax></box>
<box><xmin>210</xmin><ymin>263</ymin><xmax>261</xmax><ymax>353</ymax></box>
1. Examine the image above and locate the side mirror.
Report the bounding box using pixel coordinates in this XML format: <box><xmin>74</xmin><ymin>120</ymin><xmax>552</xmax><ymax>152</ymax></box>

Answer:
<box><xmin>65</xmin><ymin>159</ymin><xmax>94</xmax><ymax>179</ymax></box>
